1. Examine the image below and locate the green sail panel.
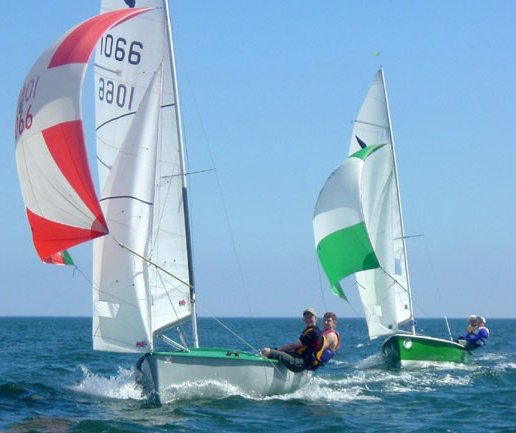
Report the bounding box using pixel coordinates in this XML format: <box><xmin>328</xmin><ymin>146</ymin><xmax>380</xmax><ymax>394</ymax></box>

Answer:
<box><xmin>316</xmin><ymin>222</ymin><xmax>379</xmax><ymax>299</ymax></box>
<box><xmin>351</xmin><ymin>143</ymin><xmax>385</xmax><ymax>161</ymax></box>
<box><xmin>43</xmin><ymin>249</ymin><xmax>75</xmax><ymax>266</ymax></box>
<box><xmin>313</xmin><ymin>144</ymin><xmax>385</xmax><ymax>299</ymax></box>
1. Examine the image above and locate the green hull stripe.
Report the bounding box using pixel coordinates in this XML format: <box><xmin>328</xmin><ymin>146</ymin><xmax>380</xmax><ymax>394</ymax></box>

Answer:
<box><xmin>317</xmin><ymin>222</ymin><xmax>379</xmax><ymax>299</ymax></box>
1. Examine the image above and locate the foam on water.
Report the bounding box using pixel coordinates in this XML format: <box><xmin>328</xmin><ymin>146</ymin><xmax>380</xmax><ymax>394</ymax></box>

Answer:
<box><xmin>340</xmin><ymin>363</ymin><xmax>475</xmax><ymax>395</ymax></box>
<box><xmin>160</xmin><ymin>379</ymin><xmax>252</xmax><ymax>403</ymax></box>
<box><xmin>479</xmin><ymin>351</ymin><xmax>512</xmax><ymax>364</ymax></box>
<box><xmin>497</xmin><ymin>361</ymin><xmax>516</xmax><ymax>370</ymax></box>
<box><xmin>68</xmin><ymin>357</ymin><xmax>482</xmax><ymax>404</ymax></box>
<box><xmin>296</xmin><ymin>375</ymin><xmax>380</xmax><ymax>402</ymax></box>
<box><xmin>69</xmin><ymin>365</ymin><xmax>382</xmax><ymax>404</ymax></box>
<box><xmin>71</xmin><ymin>366</ymin><xmax>145</xmax><ymax>400</ymax></box>
<box><xmin>401</xmin><ymin>360</ymin><xmax>475</xmax><ymax>371</ymax></box>
<box><xmin>356</xmin><ymin>353</ymin><xmax>386</xmax><ymax>369</ymax></box>
<box><xmin>159</xmin><ymin>374</ymin><xmax>381</xmax><ymax>404</ymax></box>
<box><xmin>382</xmin><ymin>371</ymin><xmax>472</xmax><ymax>393</ymax></box>
<box><xmin>159</xmin><ymin>361</ymin><xmax>478</xmax><ymax>403</ymax></box>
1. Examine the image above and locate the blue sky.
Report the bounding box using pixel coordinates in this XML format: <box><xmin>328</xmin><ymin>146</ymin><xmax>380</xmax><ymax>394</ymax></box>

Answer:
<box><xmin>1</xmin><ymin>1</ymin><xmax>515</xmax><ymax>320</ymax></box>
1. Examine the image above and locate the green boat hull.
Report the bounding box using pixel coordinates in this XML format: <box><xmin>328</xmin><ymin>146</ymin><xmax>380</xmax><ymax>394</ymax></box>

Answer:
<box><xmin>137</xmin><ymin>347</ymin><xmax>311</xmax><ymax>403</ymax></box>
<box><xmin>381</xmin><ymin>334</ymin><xmax>472</xmax><ymax>368</ymax></box>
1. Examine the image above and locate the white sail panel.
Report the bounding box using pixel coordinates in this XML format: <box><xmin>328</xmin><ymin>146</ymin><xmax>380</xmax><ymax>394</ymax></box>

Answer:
<box><xmin>313</xmin><ymin>158</ymin><xmax>364</xmax><ymax>246</ymax></box>
<box><xmin>94</xmin><ymin>0</ymin><xmax>191</xmax><ymax>350</ymax></box>
<box><xmin>350</xmin><ymin>69</ymin><xmax>412</xmax><ymax>339</ymax></box>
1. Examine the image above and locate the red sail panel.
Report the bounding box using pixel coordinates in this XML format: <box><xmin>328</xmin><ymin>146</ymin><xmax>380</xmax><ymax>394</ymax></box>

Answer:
<box><xmin>49</xmin><ymin>8</ymin><xmax>152</xmax><ymax>68</ymax></box>
<box><xmin>27</xmin><ymin>209</ymin><xmax>108</xmax><ymax>261</ymax></box>
<box><xmin>42</xmin><ymin>121</ymin><xmax>107</xmax><ymax>230</ymax></box>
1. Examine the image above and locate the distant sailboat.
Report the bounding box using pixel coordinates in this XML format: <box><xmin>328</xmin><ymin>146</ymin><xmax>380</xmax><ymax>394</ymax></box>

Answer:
<box><xmin>313</xmin><ymin>68</ymin><xmax>471</xmax><ymax>367</ymax></box>
<box><xmin>15</xmin><ymin>2</ymin><xmax>309</xmax><ymax>404</ymax></box>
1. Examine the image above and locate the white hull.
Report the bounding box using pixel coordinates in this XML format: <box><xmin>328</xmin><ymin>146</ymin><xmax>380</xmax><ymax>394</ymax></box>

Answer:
<box><xmin>137</xmin><ymin>349</ymin><xmax>311</xmax><ymax>403</ymax></box>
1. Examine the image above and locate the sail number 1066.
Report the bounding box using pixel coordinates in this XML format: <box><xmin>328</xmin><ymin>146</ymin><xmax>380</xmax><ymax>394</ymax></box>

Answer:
<box><xmin>97</xmin><ymin>34</ymin><xmax>143</xmax><ymax>110</ymax></box>
<box><xmin>99</xmin><ymin>34</ymin><xmax>143</xmax><ymax>65</ymax></box>
<box><xmin>98</xmin><ymin>78</ymin><xmax>135</xmax><ymax>110</ymax></box>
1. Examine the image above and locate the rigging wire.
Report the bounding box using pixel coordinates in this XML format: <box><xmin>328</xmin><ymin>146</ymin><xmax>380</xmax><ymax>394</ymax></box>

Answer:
<box><xmin>315</xmin><ymin>253</ymin><xmax>328</xmax><ymax>312</ymax></box>
<box><xmin>181</xmin><ymin>71</ymin><xmax>259</xmax><ymax>338</ymax></box>
<box><xmin>209</xmin><ymin>316</ymin><xmax>260</xmax><ymax>354</ymax></box>
<box><xmin>62</xmin><ymin>244</ymin><xmax>299</xmax><ymax>379</ymax></box>
<box><xmin>208</xmin><ymin>315</ymin><xmax>291</xmax><ymax>378</ymax></box>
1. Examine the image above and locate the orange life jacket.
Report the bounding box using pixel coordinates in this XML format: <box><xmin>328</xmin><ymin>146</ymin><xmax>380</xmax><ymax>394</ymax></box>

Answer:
<box><xmin>312</xmin><ymin>329</ymin><xmax>341</xmax><ymax>368</ymax></box>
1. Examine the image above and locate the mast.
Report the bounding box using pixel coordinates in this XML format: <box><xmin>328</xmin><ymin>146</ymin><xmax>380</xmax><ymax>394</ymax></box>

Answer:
<box><xmin>380</xmin><ymin>67</ymin><xmax>416</xmax><ymax>335</ymax></box>
<box><xmin>163</xmin><ymin>0</ymin><xmax>199</xmax><ymax>347</ymax></box>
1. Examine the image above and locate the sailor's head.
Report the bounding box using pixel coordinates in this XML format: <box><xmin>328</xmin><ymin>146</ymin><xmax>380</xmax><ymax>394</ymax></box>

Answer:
<box><xmin>476</xmin><ymin>316</ymin><xmax>486</xmax><ymax>325</ymax></box>
<box><xmin>303</xmin><ymin>307</ymin><xmax>317</xmax><ymax>318</ymax></box>
<box><xmin>303</xmin><ymin>308</ymin><xmax>317</xmax><ymax>325</ymax></box>
<box><xmin>468</xmin><ymin>315</ymin><xmax>477</xmax><ymax>324</ymax></box>
<box><xmin>323</xmin><ymin>312</ymin><xmax>337</xmax><ymax>330</ymax></box>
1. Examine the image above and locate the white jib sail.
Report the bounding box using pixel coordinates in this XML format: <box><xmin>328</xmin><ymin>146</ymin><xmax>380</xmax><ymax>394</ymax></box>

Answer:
<box><xmin>93</xmin><ymin>70</ymin><xmax>162</xmax><ymax>352</ymax></box>
<box><xmin>349</xmin><ymin>69</ymin><xmax>412</xmax><ymax>339</ymax></box>
<box><xmin>93</xmin><ymin>1</ymin><xmax>191</xmax><ymax>352</ymax></box>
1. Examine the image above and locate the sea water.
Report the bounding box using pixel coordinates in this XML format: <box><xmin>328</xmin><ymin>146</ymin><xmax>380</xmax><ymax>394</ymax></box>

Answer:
<box><xmin>0</xmin><ymin>317</ymin><xmax>514</xmax><ymax>432</ymax></box>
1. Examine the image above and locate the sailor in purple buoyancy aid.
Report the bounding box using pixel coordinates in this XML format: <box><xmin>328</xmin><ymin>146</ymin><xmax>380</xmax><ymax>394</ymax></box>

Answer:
<box><xmin>457</xmin><ymin>316</ymin><xmax>490</xmax><ymax>351</ymax></box>
<box><xmin>313</xmin><ymin>311</ymin><xmax>341</xmax><ymax>366</ymax></box>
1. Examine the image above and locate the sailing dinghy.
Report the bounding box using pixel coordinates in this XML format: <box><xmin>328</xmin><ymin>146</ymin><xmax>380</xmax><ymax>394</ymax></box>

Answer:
<box><xmin>312</xmin><ymin>68</ymin><xmax>471</xmax><ymax>367</ymax></box>
<box><xmin>15</xmin><ymin>3</ymin><xmax>309</xmax><ymax>404</ymax></box>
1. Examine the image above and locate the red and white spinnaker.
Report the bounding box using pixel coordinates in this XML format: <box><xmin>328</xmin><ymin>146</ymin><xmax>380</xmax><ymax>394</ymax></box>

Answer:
<box><xmin>15</xmin><ymin>8</ymin><xmax>150</xmax><ymax>261</ymax></box>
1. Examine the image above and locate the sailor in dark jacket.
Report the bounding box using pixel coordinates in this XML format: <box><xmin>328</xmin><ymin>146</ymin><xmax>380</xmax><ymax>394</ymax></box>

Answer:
<box><xmin>261</xmin><ymin>307</ymin><xmax>322</xmax><ymax>372</ymax></box>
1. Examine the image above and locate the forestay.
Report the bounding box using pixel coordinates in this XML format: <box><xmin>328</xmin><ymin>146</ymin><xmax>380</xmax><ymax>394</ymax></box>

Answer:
<box><xmin>93</xmin><ymin>1</ymin><xmax>192</xmax><ymax>352</ymax></box>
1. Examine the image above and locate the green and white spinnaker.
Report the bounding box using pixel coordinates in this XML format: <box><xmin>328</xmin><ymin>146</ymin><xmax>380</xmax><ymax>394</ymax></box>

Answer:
<box><xmin>313</xmin><ymin>144</ymin><xmax>385</xmax><ymax>299</ymax></box>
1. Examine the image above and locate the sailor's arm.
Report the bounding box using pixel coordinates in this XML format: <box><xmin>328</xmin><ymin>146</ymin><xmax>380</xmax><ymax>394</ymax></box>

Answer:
<box><xmin>277</xmin><ymin>340</ymin><xmax>302</xmax><ymax>352</ymax></box>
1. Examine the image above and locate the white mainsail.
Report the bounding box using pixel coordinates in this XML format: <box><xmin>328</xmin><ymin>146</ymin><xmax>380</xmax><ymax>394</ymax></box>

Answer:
<box><xmin>93</xmin><ymin>0</ymin><xmax>193</xmax><ymax>352</ymax></box>
<box><xmin>314</xmin><ymin>68</ymin><xmax>413</xmax><ymax>340</ymax></box>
